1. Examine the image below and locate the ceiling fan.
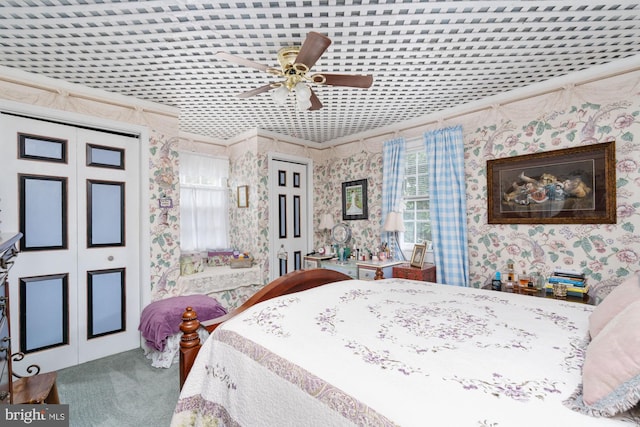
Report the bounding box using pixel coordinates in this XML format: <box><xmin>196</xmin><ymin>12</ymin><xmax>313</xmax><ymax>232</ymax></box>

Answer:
<box><xmin>216</xmin><ymin>32</ymin><xmax>373</xmax><ymax>111</ymax></box>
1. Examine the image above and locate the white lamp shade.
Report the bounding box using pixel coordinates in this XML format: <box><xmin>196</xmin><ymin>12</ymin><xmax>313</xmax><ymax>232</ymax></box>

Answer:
<box><xmin>383</xmin><ymin>211</ymin><xmax>405</xmax><ymax>232</ymax></box>
<box><xmin>319</xmin><ymin>213</ymin><xmax>335</xmax><ymax>230</ymax></box>
<box><xmin>295</xmin><ymin>82</ymin><xmax>312</xmax><ymax>110</ymax></box>
<box><xmin>297</xmin><ymin>97</ymin><xmax>312</xmax><ymax>111</ymax></box>
<box><xmin>294</xmin><ymin>82</ymin><xmax>312</xmax><ymax>100</ymax></box>
<box><xmin>271</xmin><ymin>85</ymin><xmax>289</xmax><ymax>105</ymax></box>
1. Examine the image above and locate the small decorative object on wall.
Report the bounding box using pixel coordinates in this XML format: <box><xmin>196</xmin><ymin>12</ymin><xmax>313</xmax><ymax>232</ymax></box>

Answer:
<box><xmin>410</xmin><ymin>243</ymin><xmax>427</xmax><ymax>268</ymax></box>
<box><xmin>342</xmin><ymin>179</ymin><xmax>368</xmax><ymax>220</ymax></box>
<box><xmin>158</xmin><ymin>197</ymin><xmax>173</xmax><ymax>226</ymax></box>
<box><xmin>237</xmin><ymin>185</ymin><xmax>249</xmax><ymax>208</ymax></box>
<box><xmin>158</xmin><ymin>197</ymin><xmax>173</xmax><ymax>209</ymax></box>
<box><xmin>487</xmin><ymin>141</ymin><xmax>616</xmax><ymax>224</ymax></box>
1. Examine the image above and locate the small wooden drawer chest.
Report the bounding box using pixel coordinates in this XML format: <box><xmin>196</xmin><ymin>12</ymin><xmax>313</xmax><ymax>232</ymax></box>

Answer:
<box><xmin>392</xmin><ymin>263</ymin><xmax>437</xmax><ymax>282</ymax></box>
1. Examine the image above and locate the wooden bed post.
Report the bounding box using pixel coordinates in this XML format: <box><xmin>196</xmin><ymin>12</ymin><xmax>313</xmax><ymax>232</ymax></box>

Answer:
<box><xmin>179</xmin><ymin>306</ymin><xmax>201</xmax><ymax>389</ymax></box>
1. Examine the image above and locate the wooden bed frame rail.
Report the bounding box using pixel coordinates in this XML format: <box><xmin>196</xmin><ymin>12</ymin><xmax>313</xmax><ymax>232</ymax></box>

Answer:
<box><xmin>179</xmin><ymin>268</ymin><xmax>351</xmax><ymax>388</ymax></box>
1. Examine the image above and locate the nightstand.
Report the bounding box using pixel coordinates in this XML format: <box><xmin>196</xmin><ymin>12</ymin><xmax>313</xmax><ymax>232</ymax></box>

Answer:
<box><xmin>392</xmin><ymin>263</ymin><xmax>437</xmax><ymax>282</ymax></box>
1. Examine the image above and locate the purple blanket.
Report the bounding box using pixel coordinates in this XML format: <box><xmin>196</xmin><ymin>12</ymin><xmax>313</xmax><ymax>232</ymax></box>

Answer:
<box><xmin>138</xmin><ymin>295</ymin><xmax>227</xmax><ymax>352</ymax></box>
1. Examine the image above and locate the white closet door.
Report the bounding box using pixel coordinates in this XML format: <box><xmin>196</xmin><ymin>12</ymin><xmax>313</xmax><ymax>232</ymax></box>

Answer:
<box><xmin>0</xmin><ymin>114</ymin><xmax>141</xmax><ymax>372</ymax></box>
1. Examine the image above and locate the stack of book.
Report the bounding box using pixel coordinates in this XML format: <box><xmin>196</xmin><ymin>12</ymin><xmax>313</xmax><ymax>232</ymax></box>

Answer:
<box><xmin>545</xmin><ymin>268</ymin><xmax>588</xmax><ymax>295</ymax></box>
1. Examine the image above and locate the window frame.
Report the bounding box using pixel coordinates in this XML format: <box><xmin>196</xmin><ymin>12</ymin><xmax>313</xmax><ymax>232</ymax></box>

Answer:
<box><xmin>400</xmin><ymin>143</ymin><xmax>431</xmax><ymax>254</ymax></box>
<box><xmin>178</xmin><ymin>152</ymin><xmax>230</xmax><ymax>252</ymax></box>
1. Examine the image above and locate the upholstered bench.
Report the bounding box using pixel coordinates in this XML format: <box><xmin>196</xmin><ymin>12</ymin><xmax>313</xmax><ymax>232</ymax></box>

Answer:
<box><xmin>138</xmin><ymin>294</ymin><xmax>227</xmax><ymax>368</ymax></box>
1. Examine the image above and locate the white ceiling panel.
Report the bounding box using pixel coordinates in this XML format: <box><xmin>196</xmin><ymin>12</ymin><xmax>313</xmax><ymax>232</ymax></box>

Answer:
<box><xmin>0</xmin><ymin>1</ymin><xmax>638</xmax><ymax>144</ymax></box>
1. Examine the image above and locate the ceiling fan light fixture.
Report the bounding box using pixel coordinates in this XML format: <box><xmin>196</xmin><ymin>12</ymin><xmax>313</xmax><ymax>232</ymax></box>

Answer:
<box><xmin>271</xmin><ymin>84</ymin><xmax>289</xmax><ymax>105</ymax></box>
<box><xmin>294</xmin><ymin>82</ymin><xmax>311</xmax><ymax>100</ymax></box>
<box><xmin>277</xmin><ymin>46</ymin><xmax>300</xmax><ymax>69</ymax></box>
<box><xmin>297</xmin><ymin>97</ymin><xmax>312</xmax><ymax>111</ymax></box>
<box><xmin>294</xmin><ymin>82</ymin><xmax>312</xmax><ymax>111</ymax></box>
<box><xmin>221</xmin><ymin>32</ymin><xmax>372</xmax><ymax>112</ymax></box>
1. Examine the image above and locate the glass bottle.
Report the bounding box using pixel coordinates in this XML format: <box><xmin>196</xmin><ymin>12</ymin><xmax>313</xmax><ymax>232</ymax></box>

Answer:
<box><xmin>519</xmin><ymin>270</ymin><xmax>530</xmax><ymax>288</ymax></box>
<box><xmin>506</xmin><ymin>263</ymin><xmax>516</xmax><ymax>282</ymax></box>
<box><xmin>491</xmin><ymin>271</ymin><xmax>502</xmax><ymax>291</ymax></box>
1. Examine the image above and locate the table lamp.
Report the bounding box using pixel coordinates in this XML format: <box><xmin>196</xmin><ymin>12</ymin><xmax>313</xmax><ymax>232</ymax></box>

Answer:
<box><xmin>319</xmin><ymin>213</ymin><xmax>335</xmax><ymax>249</ymax></box>
<box><xmin>383</xmin><ymin>211</ymin><xmax>405</xmax><ymax>260</ymax></box>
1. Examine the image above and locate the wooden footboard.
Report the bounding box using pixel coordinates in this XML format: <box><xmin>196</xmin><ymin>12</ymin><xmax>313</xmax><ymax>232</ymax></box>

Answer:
<box><xmin>179</xmin><ymin>268</ymin><xmax>352</xmax><ymax>388</ymax></box>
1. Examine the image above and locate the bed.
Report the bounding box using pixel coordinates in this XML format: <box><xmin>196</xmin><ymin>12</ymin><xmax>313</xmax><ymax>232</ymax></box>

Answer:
<box><xmin>171</xmin><ymin>269</ymin><xmax>640</xmax><ymax>426</ymax></box>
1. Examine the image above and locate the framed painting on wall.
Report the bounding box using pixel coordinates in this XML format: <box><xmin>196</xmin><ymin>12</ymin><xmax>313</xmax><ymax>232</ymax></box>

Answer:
<box><xmin>487</xmin><ymin>141</ymin><xmax>616</xmax><ymax>224</ymax></box>
<box><xmin>342</xmin><ymin>179</ymin><xmax>368</xmax><ymax>221</ymax></box>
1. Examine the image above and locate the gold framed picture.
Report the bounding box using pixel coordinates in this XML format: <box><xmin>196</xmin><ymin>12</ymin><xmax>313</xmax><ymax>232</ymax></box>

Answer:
<box><xmin>410</xmin><ymin>243</ymin><xmax>427</xmax><ymax>268</ymax></box>
<box><xmin>487</xmin><ymin>142</ymin><xmax>616</xmax><ymax>224</ymax></box>
<box><xmin>237</xmin><ymin>185</ymin><xmax>248</xmax><ymax>208</ymax></box>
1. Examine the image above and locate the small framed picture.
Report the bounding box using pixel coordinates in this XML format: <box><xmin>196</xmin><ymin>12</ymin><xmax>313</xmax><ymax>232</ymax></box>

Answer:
<box><xmin>158</xmin><ymin>197</ymin><xmax>173</xmax><ymax>209</ymax></box>
<box><xmin>341</xmin><ymin>179</ymin><xmax>368</xmax><ymax>221</ymax></box>
<box><xmin>410</xmin><ymin>243</ymin><xmax>427</xmax><ymax>268</ymax></box>
<box><xmin>237</xmin><ymin>185</ymin><xmax>248</xmax><ymax>208</ymax></box>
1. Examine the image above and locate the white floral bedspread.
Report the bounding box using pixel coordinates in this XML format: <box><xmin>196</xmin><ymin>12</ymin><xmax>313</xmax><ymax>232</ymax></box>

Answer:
<box><xmin>172</xmin><ymin>279</ymin><xmax>638</xmax><ymax>426</ymax></box>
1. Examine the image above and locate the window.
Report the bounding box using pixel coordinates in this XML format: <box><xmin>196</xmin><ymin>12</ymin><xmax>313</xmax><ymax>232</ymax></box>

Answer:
<box><xmin>402</xmin><ymin>149</ymin><xmax>431</xmax><ymax>252</ymax></box>
<box><xmin>179</xmin><ymin>152</ymin><xmax>229</xmax><ymax>251</ymax></box>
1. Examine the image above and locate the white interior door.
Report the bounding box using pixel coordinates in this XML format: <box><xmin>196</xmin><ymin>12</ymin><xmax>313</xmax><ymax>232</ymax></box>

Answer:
<box><xmin>0</xmin><ymin>113</ymin><xmax>140</xmax><ymax>372</ymax></box>
<box><xmin>269</xmin><ymin>157</ymin><xmax>312</xmax><ymax>281</ymax></box>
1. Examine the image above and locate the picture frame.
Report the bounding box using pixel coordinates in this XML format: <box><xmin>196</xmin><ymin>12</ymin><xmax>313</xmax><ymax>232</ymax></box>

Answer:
<box><xmin>237</xmin><ymin>185</ymin><xmax>248</xmax><ymax>208</ymax></box>
<box><xmin>341</xmin><ymin>179</ymin><xmax>368</xmax><ymax>220</ymax></box>
<box><xmin>487</xmin><ymin>142</ymin><xmax>616</xmax><ymax>224</ymax></box>
<box><xmin>410</xmin><ymin>243</ymin><xmax>427</xmax><ymax>268</ymax></box>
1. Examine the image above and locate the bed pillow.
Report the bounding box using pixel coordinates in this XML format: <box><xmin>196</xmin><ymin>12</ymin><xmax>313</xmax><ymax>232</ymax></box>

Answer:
<box><xmin>589</xmin><ymin>273</ymin><xmax>640</xmax><ymax>338</ymax></box>
<box><xmin>565</xmin><ymin>299</ymin><xmax>640</xmax><ymax>417</ymax></box>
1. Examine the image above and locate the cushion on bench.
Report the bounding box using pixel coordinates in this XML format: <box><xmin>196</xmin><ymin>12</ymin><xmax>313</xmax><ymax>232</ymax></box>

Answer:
<box><xmin>138</xmin><ymin>295</ymin><xmax>227</xmax><ymax>352</ymax></box>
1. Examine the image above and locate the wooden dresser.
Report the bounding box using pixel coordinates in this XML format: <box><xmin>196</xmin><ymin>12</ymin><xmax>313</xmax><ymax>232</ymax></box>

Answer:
<box><xmin>0</xmin><ymin>232</ymin><xmax>21</xmax><ymax>404</ymax></box>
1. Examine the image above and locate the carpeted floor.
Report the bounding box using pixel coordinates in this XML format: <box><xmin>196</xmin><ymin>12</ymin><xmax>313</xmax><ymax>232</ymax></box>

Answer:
<box><xmin>56</xmin><ymin>348</ymin><xmax>179</xmax><ymax>427</ymax></box>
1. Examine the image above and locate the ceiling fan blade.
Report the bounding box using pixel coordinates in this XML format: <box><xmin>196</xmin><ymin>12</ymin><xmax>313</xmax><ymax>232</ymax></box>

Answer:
<box><xmin>295</xmin><ymin>32</ymin><xmax>331</xmax><ymax>70</ymax></box>
<box><xmin>237</xmin><ymin>84</ymin><xmax>275</xmax><ymax>98</ymax></box>
<box><xmin>321</xmin><ymin>74</ymin><xmax>374</xmax><ymax>88</ymax></box>
<box><xmin>215</xmin><ymin>51</ymin><xmax>271</xmax><ymax>72</ymax></box>
<box><xmin>308</xmin><ymin>89</ymin><xmax>323</xmax><ymax>111</ymax></box>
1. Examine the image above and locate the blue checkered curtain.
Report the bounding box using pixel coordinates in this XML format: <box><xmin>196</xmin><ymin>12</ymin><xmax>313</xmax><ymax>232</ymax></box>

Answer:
<box><xmin>382</xmin><ymin>137</ymin><xmax>406</xmax><ymax>260</ymax></box>
<box><xmin>424</xmin><ymin>126</ymin><xmax>469</xmax><ymax>287</ymax></box>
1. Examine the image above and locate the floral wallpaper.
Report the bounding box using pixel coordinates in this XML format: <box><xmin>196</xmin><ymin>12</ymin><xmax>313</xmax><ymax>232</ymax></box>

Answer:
<box><xmin>148</xmin><ymin>132</ymin><xmax>181</xmax><ymax>300</ymax></box>
<box><xmin>310</xmin><ymin>70</ymin><xmax>639</xmax><ymax>304</ymax></box>
<box><xmin>228</xmin><ymin>149</ymin><xmax>269</xmax><ymax>282</ymax></box>
<box><xmin>464</xmin><ymin>83</ymin><xmax>640</xmax><ymax>303</ymax></box>
<box><xmin>313</xmin><ymin>149</ymin><xmax>385</xmax><ymax>255</ymax></box>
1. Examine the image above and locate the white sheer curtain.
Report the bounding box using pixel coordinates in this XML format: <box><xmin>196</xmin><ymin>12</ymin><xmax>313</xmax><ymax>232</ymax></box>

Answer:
<box><xmin>179</xmin><ymin>152</ymin><xmax>229</xmax><ymax>251</ymax></box>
